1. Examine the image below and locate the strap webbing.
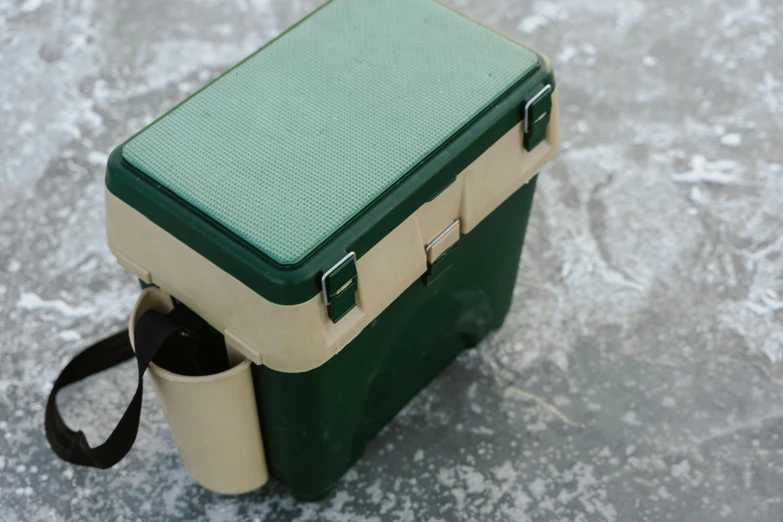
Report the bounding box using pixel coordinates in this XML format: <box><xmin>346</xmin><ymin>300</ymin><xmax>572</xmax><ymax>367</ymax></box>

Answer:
<box><xmin>44</xmin><ymin>303</ymin><xmax>217</xmax><ymax>468</ymax></box>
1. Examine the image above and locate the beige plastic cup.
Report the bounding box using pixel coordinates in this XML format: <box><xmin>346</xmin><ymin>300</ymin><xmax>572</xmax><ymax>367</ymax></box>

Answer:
<box><xmin>129</xmin><ymin>287</ymin><xmax>269</xmax><ymax>494</ymax></box>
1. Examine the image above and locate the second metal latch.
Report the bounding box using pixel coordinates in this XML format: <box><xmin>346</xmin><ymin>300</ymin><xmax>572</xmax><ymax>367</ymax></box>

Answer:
<box><xmin>321</xmin><ymin>252</ymin><xmax>358</xmax><ymax>323</ymax></box>
<box><xmin>523</xmin><ymin>84</ymin><xmax>552</xmax><ymax>151</ymax></box>
<box><xmin>425</xmin><ymin>220</ymin><xmax>460</xmax><ymax>265</ymax></box>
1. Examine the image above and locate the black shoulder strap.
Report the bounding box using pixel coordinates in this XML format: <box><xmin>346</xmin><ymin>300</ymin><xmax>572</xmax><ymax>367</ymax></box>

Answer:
<box><xmin>45</xmin><ymin>306</ymin><xmax>193</xmax><ymax>469</ymax></box>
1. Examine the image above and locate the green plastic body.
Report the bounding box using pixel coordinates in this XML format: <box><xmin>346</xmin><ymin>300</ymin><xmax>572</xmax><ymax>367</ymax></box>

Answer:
<box><xmin>252</xmin><ymin>176</ymin><xmax>537</xmax><ymax>500</ymax></box>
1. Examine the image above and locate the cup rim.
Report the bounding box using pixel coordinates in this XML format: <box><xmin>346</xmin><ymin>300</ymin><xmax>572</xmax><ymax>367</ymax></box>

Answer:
<box><xmin>130</xmin><ymin>286</ymin><xmax>253</xmax><ymax>383</ymax></box>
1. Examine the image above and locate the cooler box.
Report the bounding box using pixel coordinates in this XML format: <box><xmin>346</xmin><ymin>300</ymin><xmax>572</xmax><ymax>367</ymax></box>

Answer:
<box><xmin>105</xmin><ymin>0</ymin><xmax>560</xmax><ymax>500</ymax></box>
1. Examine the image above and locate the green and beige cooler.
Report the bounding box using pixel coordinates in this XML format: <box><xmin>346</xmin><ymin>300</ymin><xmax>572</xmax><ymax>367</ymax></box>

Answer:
<box><xmin>50</xmin><ymin>0</ymin><xmax>560</xmax><ymax>501</ymax></box>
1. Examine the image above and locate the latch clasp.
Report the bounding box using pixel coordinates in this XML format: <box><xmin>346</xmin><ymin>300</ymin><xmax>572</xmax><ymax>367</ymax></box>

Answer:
<box><xmin>523</xmin><ymin>84</ymin><xmax>552</xmax><ymax>151</ymax></box>
<box><xmin>423</xmin><ymin>220</ymin><xmax>460</xmax><ymax>285</ymax></box>
<box><xmin>425</xmin><ymin>220</ymin><xmax>460</xmax><ymax>265</ymax></box>
<box><xmin>321</xmin><ymin>252</ymin><xmax>357</xmax><ymax>322</ymax></box>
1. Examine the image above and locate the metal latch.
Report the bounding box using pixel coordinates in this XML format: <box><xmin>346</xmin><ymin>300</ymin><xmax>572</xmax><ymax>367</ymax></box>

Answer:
<box><xmin>425</xmin><ymin>220</ymin><xmax>460</xmax><ymax>265</ymax></box>
<box><xmin>321</xmin><ymin>252</ymin><xmax>357</xmax><ymax>323</ymax></box>
<box><xmin>423</xmin><ymin>220</ymin><xmax>460</xmax><ymax>285</ymax></box>
<box><xmin>523</xmin><ymin>84</ymin><xmax>552</xmax><ymax>151</ymax></box>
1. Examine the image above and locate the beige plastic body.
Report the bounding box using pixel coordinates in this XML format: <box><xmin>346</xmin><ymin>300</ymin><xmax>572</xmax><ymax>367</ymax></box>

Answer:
<box><xmin>129</xmin><ymin>287</ymin><xmax>269</xmax><ymax>494</ymax></box>
<box><xmin>108</xmin><ymin>92</ymin><xmax>560</xmax><ymax>373</ymax></box>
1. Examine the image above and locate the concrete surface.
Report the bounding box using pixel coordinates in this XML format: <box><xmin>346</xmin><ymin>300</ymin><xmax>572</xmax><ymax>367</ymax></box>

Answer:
<box><xmin>1</xmin><ymin>0</ymin><xmax>782</xmax><ymax>520</ymax></box>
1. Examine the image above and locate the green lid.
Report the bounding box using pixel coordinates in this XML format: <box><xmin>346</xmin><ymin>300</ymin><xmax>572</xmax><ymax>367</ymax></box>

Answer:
<box><xmin>107</xmin><ymin>0</ymin><xmax>553</xmax><ymax>304</ymax></box>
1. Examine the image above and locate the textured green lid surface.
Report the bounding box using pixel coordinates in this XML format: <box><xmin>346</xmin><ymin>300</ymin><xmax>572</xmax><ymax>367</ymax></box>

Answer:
<box><xmin>122</xmin><ymin>0</ymin><xmax>540</xmax><ymax>266</ymax></box>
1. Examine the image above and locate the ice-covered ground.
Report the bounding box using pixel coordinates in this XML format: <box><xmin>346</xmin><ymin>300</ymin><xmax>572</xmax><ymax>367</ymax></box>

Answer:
<box><xmin>1</xmin><ymin>0</ymin><xmax>782</xmax><ymax>520</ymax></box>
